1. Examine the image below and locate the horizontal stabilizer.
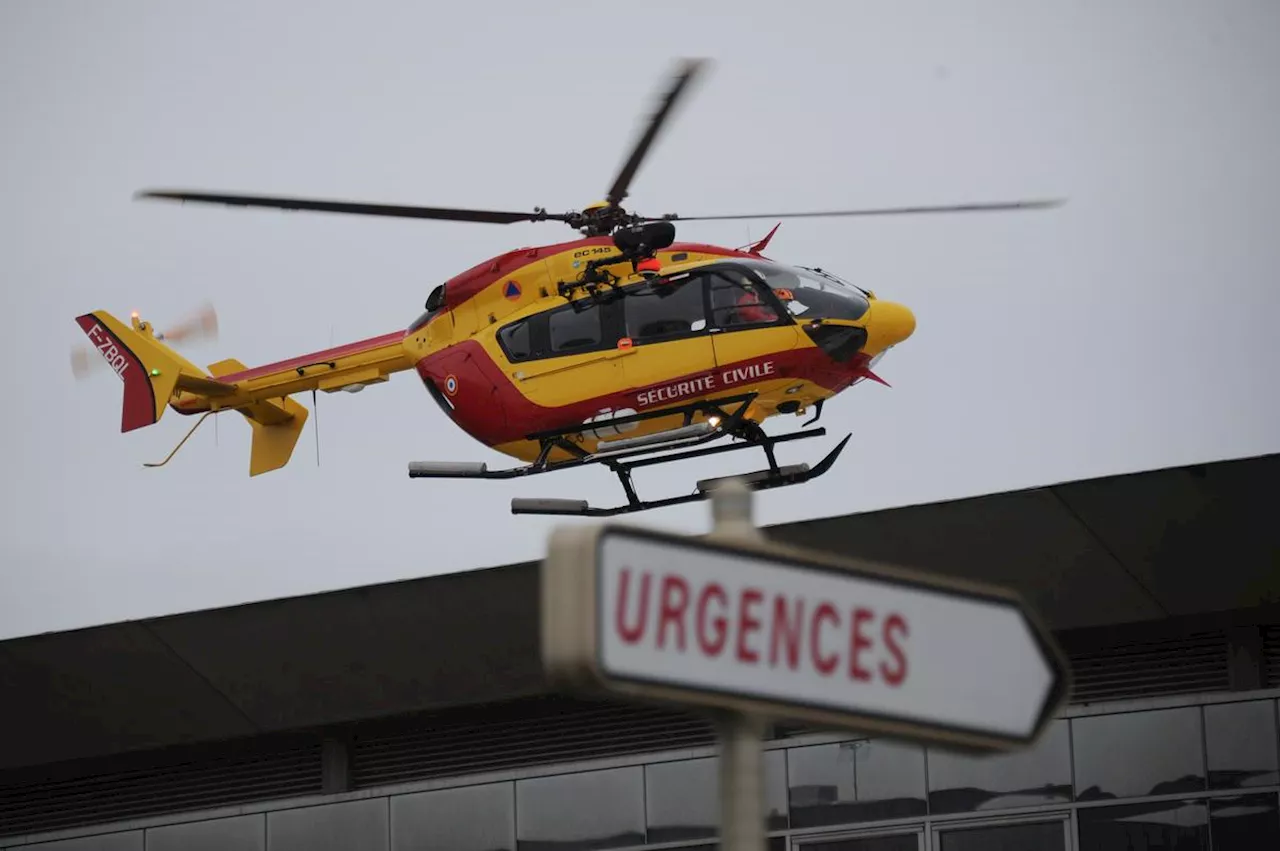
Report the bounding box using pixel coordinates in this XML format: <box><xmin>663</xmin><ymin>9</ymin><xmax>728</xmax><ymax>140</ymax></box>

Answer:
<box><xmin>207</xmin><ymin>357</ymin><xmax>248</xmax><ymax>378</ymax></box>
<box><xmin>176</xmin><ymin>373</ymin><xmax>237</xmax><ymax>396</ymax></box>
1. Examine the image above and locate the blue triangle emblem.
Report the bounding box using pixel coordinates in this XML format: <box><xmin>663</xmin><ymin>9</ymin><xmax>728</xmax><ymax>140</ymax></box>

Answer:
<box><xmin>504</xmin><ymin>280</ymin><xmax>521</xmax><ymax>300</ymax></box>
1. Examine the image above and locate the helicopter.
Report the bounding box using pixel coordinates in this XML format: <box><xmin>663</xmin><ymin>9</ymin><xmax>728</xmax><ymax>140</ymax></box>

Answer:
<box><xmin>73</xmin><ymin>58</ymin><xmax>1061</xmax><ymax>517</ymax></box>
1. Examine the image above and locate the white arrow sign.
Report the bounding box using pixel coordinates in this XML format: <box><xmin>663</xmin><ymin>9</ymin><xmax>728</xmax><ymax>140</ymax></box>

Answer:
<box><xmin>543</xmin><ymin>524</ymin><xmax>1069</xmax><ymax>752</ymax></box>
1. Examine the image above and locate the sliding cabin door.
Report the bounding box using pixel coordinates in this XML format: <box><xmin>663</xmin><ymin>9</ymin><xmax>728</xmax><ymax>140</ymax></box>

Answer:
<box><xmin>617</xmin><ymin>272</ymin><xmax>717</xmax><ymax>430</ymax></box>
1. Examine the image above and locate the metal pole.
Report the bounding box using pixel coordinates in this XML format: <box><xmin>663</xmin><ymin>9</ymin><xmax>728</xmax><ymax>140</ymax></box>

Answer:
<box><xmin>708</xmin><ymin>479</ymin><xmax>767</xmax><ymax>851</ymax></box>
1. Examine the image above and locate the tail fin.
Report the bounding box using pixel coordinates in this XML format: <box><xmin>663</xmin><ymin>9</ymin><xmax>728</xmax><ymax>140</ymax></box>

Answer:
<box><xmin>74</xmin><ymin>310</ymin><xmax>218</xmax><ymax>432</ymax></box>
<box><xmin>207</xmin><ymin>358</ymin><xmax>309</xmax><ymax>476</ymax></box>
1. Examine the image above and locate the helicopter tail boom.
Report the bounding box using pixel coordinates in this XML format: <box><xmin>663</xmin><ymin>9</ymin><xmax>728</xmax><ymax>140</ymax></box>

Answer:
<box><xmin>76</xmin><ymin>311</ymin><xmax>413</xmax><ymax>476</ymax></box>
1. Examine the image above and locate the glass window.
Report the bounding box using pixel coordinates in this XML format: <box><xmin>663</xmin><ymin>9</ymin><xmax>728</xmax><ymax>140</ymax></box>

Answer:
<box><xmin>267</xmin><ymin>798</ymin><xmax>389</xmax><ymax>851</ymax></box>
<box><xmin>708</xmin><ymin>270</ymin><xmax>781</xmax><ymax>329</ymax></box>
<box><xmin>801</xmin><ymin>833</ymin><xmax>919</xmax><ymax>851</ymax></box>
<box><xmin>499</xmin><ymin>320</ymin><xmax>533</xmax><ymax>361</ymax></box>
<box><xmin>1072</xmin><ymin>707</ymin><xmax>1205</xmax><ymax>800</ymax></box>
<box><xmin>938</xmin><ymin>820</ymin><xmax>1066</xmax><ymax>851</ymax></box>
<box><xmin>927</xmin><ymin>719</ymin><xmax>1073</xmax><ymax>813</ymax></box>
<box><xmin>660</xmin><ymin>840</ymin><xmax>788</xmax><ymax>851</ymax></box>
<box><xmin>1204</xmin><ymin>700</ymin><xmax>1279</xmax><ymax>789</ymax></box>
<box><xmin>623</xmin><ymin>276</ymin><xmax>707</xmax><ymax>343</ymax></box>
<box><xmin>788</xmin><ymin>742</ymin><xmax>858</xmax><ymax>827</ymax></box>
<box><xmin>549</xmin><ymin>303</ymin><xmax>603</xmax><ymax>354</ymax></box>
<box><xmin>646</xmin><ymin>758</ymin><xmax>717</xmax><ymax>842</ymax></box>
<box><xmin>147</xmin><ymin>814</ymin><xmax>265</xmax><ymax>851</ymax></box>
<box><xmin>645</xmin><ymin>751</ymin><xmax>788</xmax><ymax>841</ymax></box>
<box><xmin>392</xmin><ymin>782</ymin><xmax>514</xmax><ymax>851</ymax></box>
<box><xmin>1076</xmin><ymin>800</ymin><xmax>1209</xmax><ymax>850</ymax></box>
<box><xmin>788</xmin><ymin>739</ymin><xmax>926</xmax><ymax>828</ymax></box>
<box><xmin>516</xmin><ymin>766</ymin><xmax>645</xmax><ymax>851</ymax></box>
<box><xmin>6</xmin><ymin>833</ymin><xmax>142</xmax><ymax>851</ymax></box>
<box><xmin>1209</xmin><ymin>793</ymin><xmax>1280</xmax><ymax>851</ymax></box>
<box><xmin>851</xmin><ymin>739</ymin><xmax>927</xmax><ymax>822</ymax></box>
<box><xmin>744</xmin><ymin>261</ymin><xmax>870</xmax><ymax>322</ymax></box>
<box><xmin>764</xmin><ymin>748</ymin><xmax>790</xmax><ymax>831</ymax></box>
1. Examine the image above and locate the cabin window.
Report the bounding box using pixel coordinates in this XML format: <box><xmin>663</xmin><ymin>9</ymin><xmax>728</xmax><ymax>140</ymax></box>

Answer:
<box><xmin>623</xmin><ymin>276</ymin><xmax>708</xmax><ymax>343</ymax></box>
<box><xmin>549</xmin><ymin>302</ymin><xmax>603</xmax><ymax>353</ymax></box>
<box><xmin>499</xmin><ymin>319</ymin><xmax>533</xmax><ymax>361</ymax></box>
<box><xmin>708</xmin><ymin>269</ymin><xmax>782</xmax><ymax>329</ymax></box>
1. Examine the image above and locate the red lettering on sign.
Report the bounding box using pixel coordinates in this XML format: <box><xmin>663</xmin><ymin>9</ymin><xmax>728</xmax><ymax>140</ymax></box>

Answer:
<box><xmin>770</xmin><ymin>595</ymin><xmax>803</xmax><ymax>670</ymax></box>
<box><xmin>658</xmin><ymin>574</ymin><xmax>689</xmax><ymax>651</ymax></box>
<box><xmin>850</xmin><ymin>607</ymin><xmax>874</xmax><ymax>682</ymax></box>
<box><xmin>615</xmin><ymin>567</ymin><xmax>650</xmax><ymax>644</ymax></box>
<box><xmin>608</xmin><ymin>567</ymin><xmax>911</xmax><ymax>688</ymax></box>
<box><xmin>736</xmin><ymin>587</ymin><xmax>763</xmax><ymax>663</ymax></box>
<box><xmin>881</xmin><ymin>613</ymin><xmax>909</xmax><ymax>686</ymax></box>
<box><xmin>811</xmin><ymin>602</ymin><xmax>839</xmax><ymax>675</ymax></box>
<box><xmin>697</xmin><ymin>583</ymin><xmax>728</xmax><ymax>656</ymax></box>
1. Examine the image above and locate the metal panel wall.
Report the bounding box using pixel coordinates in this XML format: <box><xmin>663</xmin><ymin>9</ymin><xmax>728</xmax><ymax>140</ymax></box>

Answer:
<box><xmin>5</xmin><ymin>621</ymin><xmax>1280</xmax><ymax>840</ymax></box>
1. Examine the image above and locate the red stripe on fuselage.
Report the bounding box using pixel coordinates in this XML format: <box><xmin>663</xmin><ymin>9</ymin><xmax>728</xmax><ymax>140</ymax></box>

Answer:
<box><xmin>416</xmin><ymin>340</ymin><xmax>864</xmax><ymax>447</ymax></box>
<box><xmin>214</xmin><ymin>331</ymin><xmax>406</xmax><ymax>383</ymax></box>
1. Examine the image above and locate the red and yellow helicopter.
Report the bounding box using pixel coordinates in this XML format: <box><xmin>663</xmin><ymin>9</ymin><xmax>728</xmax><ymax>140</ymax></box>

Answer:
<box><xmin>74</xmin><ymin>59</ymin><xmax>1060</xmax><ymax>516</ymax></box>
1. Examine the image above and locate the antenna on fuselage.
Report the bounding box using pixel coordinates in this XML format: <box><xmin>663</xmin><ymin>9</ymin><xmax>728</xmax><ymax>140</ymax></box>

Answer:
<box><xmin>312</xmin><ymin>388</ymin><xmax>321</xmax><ymax>467</ymax></box>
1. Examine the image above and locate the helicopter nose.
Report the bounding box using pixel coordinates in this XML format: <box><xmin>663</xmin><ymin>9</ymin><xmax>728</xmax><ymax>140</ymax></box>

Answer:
<box><xmin>864</xmin><ymin>300</ymin><xmax>916</xmax><ymax>353</ymax></box>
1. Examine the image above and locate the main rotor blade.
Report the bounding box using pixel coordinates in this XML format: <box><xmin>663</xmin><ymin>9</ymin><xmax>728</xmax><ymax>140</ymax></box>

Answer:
<box><xmin>605</xmin><ymin>58</ymin><xmax>709</xmax><ymax>209</ymax></box>
<box><xmin>136</xmin><ymin>190</ymin><xmax>568</xmax><ymax>224</ymax></box>
<box><xmin>649</xmin><ymin>199</ymin><xmax>1065</xmax><ymax>222</ymax></box>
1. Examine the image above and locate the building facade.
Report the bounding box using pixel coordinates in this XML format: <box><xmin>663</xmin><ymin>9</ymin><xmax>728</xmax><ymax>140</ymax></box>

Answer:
<box><xmin>3</xmin><ymin>454</ymin><xmax>1277</xmax><ymax>851</ymax></box>
<box><xmin>4</xmin><ymin>686</ymin><xmax>1279</xmax><ymax>851</ymax></box>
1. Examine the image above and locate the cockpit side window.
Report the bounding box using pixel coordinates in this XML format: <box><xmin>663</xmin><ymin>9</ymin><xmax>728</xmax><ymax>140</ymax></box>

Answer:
<box><xmin>708</xmin><ymin>269</ymin><xmax>784</xmax><ymax>329</ymax></box>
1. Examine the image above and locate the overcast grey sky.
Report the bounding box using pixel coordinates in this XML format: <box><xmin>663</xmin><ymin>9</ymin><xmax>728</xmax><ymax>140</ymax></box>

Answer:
<box><xmin>2</xmin><ymin>0</ymin><xmax>1277</xmax><ymax>640</ymax></box>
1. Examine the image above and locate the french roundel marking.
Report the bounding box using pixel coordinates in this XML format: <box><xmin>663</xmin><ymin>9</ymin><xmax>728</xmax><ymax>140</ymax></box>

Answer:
<box><xmin>444</xmin><ymin>374</ymin><xmax>459</xmax><ymax>396</ymax></box>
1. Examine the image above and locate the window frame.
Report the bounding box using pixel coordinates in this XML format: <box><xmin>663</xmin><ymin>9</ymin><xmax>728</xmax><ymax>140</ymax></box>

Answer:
<box><xmin>615</xmin><ymin>262</ymin><xmax>795</xmax><ymax>347</ymax></box>
<box><xmin>493</xmin><ymin>261</ymin><xmax>797</xmax><ymax>365</ymax></box>
<box><xmin>496</xmin><ymin>297</ymin><xmax>624</xmax><ymax>364</ymax></box>
<box><xmin>928</xmin><ymin>810</ymin><xmax>1072</xmax><ymax>851</ymax></box>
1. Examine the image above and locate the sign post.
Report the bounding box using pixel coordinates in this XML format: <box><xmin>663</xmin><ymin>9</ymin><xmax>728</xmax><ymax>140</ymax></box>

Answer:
<box><xmin>705</xmin><ymin>481</ymin><xmax>768</xmax><ymax>851</ymax></box>
<box><xmin>541</xmin><ymin>478</ymin><xmax>1069</xmax><ymax>851</ymax></box>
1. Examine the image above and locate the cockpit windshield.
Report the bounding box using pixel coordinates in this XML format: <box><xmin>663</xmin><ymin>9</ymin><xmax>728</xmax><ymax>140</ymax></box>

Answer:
<box><xmin>739</xmin><ymin>260</ymin><xmax>870</xmax><ymax>322</ymax></box>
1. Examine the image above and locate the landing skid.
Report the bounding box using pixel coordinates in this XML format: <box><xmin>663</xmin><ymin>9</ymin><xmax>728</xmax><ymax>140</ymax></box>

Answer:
<box><xmin>407</xmin><ymin>393</ymin><xmax>851</xmax><ymax>517</ymax></box>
